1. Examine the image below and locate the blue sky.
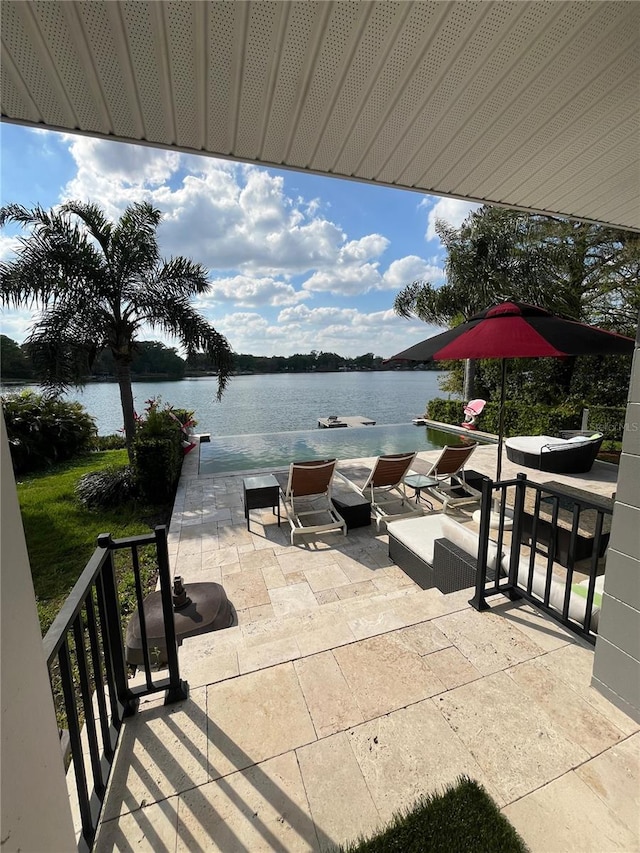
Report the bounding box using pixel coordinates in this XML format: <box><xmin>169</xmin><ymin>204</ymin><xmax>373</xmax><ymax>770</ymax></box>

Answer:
<box><xmin>0</xmin><ymin>123</ymin><xmax>480</xmax><ymax>359</ymax></box>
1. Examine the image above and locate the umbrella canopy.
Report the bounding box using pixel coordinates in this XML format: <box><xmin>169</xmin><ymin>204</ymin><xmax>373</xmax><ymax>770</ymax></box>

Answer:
<box><xmin>388</xmin><ymin>301</ymin><xmax>635</xmax><ymax>480</ymax></box>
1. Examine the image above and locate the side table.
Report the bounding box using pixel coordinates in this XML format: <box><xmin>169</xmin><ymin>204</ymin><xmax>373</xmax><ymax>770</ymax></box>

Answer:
<box><xmin>403</xmin><ymin>473</ymin><xmax>438</xmax><ymax>508</ymax></box>
<box><xmin>243</xmin><ymin>474</ymin><xmax>280</xmax><ymax>531</ymax></box>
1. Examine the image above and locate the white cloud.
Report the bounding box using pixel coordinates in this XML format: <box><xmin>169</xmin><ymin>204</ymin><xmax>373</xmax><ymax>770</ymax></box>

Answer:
<box><xmin>381</xmin><ymin>255</ymin><xmax>445</xmax><ymax>289</ymax></box>
<box><xmin>197</xmin><ymin>274</ymin><xmax>308</xmax><ymax>308</ymax></box>
<box><xmin>424</xmin><ymin>197</ymin><xmax>481</xmax><ymax>241</ymax></box>
<box><xmin>0</xmin><ymin>233</ymin><xmax>22</xmax><ymax>263</ymax></box>
<box><xmin>0</xmin><ymin>308</ymin><xmax>39</xmax><ymax>344</ymax></box>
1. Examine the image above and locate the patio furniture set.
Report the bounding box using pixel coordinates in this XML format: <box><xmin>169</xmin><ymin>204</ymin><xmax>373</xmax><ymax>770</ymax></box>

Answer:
<box><xmin>241</xmin><ymin>434</ymin><xmax>607</xmax><ymax>633</ymax></box>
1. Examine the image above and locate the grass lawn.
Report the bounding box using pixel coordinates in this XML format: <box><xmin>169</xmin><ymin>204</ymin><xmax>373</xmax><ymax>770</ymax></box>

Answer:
<box><xmin>16</xmin><ymin>450</ymin><xmax>170</xmax><ymax>634</ymax></box>
<box><xmin>337</xmin><ymin>777</ymin><xmax>528</xmax><ymax>853</ymax></box>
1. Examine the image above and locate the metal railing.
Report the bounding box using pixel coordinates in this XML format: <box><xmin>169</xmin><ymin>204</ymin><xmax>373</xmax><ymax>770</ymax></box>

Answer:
<box><xmin>470</xmin><ymin>474</ymin><xmax>612</xmax><ymax>644</ymax></box>
<box><xmin>43</xmin><ymin>525</ymin><xmax>188</xmax><ymax>852</ymax></box>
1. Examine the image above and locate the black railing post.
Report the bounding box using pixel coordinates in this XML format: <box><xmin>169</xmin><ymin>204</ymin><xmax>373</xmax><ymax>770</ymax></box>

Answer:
<box><xmin>469</xmin><ymin>477</ymin><xmax>493</xmax><ymax>611</ymax></box>
<box><xmin>154</xmin><ymin>525</ymin><xmax>189</xmax><ymax>705</ymax></box>
<box><xmin>97</xmin><ymin>534</ymin><xmax>139</xmax><ymax>718</ymax></box>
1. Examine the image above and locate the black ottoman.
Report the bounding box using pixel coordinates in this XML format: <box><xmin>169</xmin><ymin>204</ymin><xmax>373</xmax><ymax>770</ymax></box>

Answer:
<box><xmin>332</xmin><ymin>493</ymin><xmax>371</xmax><ymax>530</ymax></box>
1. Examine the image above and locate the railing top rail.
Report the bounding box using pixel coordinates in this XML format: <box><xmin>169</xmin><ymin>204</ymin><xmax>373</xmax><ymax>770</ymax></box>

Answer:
<box><xmin>43</xmin><ymin>528</ymin><xmax>164</xmax><ymax>665</ymax></box>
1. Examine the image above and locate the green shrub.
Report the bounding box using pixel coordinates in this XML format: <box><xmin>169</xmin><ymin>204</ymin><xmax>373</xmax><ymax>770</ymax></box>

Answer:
<box><xmin>75</xmin><ymin>465</ymin><xmax>138</xmax><ymax>509</ymax></box>
<box><xmin>2</xmin><ymin>390</ymin><xmax>97</xmax><ymax>474</ymax></box>
<box><xmin>132</xmin><ymin>397</ymin><xmax>184</xmax><ymax>502</ymax></box>
<box><xmin>93</xmin><ymin>433</ymin><xmax>127</xmax><ymax>451</ymax></box>
<box><xmin>426</xmin><ymin>398</ymin><xmax>625</xmax><ymax>441</ymax></box>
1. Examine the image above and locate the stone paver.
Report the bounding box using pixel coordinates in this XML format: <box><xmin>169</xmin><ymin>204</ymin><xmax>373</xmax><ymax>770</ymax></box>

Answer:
<box><xmin>91</xmin><ymin>450</ymin><xmax>638</xmax><ymax>853</ymax></box>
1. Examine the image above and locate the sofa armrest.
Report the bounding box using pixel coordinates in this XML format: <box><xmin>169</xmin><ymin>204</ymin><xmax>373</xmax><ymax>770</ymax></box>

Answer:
<box><xmin>433</xmin><ymin>538</ymin><xmax>478</xmax><ymax>594</ymax></box>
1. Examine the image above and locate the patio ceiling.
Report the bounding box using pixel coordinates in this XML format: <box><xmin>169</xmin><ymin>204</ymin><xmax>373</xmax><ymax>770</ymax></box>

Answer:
<box><xmin>1</xmin><ymin>1</ymin><xmax>638</xmax><ymax>231</ymax></box>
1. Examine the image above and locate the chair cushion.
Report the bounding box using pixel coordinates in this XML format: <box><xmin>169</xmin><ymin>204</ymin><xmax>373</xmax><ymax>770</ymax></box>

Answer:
<box><xmin>505</xmin><ymin>436</ymin><xmax>558</xmax><ymax>454</ymax></box>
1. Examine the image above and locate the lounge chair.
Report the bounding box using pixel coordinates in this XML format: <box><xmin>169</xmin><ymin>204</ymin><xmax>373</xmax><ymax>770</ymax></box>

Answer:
<box><xmin>275</xmin><ymin>459</ymin><xmax>346</xmax><ymax>544</ymax></box>
<box><xmin>505</xmin><ymin>432</ymin><xmax>603</xmax><ymax>474</ymax></box>
<box><xmin>336</xmin><ymin>452</ymin><xmax>423</xmax><ymax>530</ymax></box>
<box><xmin>420</xmin><ymin>443</ymin><xmax>479</xmax><ymax>513</ymax></box>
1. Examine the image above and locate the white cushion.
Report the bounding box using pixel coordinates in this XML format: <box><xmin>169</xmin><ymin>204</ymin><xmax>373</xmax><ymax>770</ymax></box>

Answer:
<box><xmin>505</xmin><ymin>435</ymin><xmax>559</xmax><ymax>454</ymax></box>
<box><xmin>387</xmin><ymin>514</ymin><xmax>500</xmax><ymax>570</ymax></box>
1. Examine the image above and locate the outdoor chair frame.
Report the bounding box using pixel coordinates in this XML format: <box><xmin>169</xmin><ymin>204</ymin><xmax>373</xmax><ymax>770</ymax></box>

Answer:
<box><xmin>422</xmin><ymin>444</ymin><xmax>479</xmax><ymax>513</ymax></box>
<box><xmin>278</xmin><ymin>459</ymin><xmax>347</xmax><ymax>544</ymax></box>
<box><xmin>337</xmin><ymin>451</ymin><xmax>423</xmax><ymax>530</ymax></box>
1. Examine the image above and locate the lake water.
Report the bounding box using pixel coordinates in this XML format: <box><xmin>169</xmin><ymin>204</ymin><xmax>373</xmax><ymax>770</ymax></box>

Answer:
<box><xmin>5</xmin><ymin>372</ymin><xmax>469</xmax><ymax>472</ymax></box>
<box><xmin>8</xmin><ymin>371</ymin><xmax>456</xmax><ymax>436</ymax></box>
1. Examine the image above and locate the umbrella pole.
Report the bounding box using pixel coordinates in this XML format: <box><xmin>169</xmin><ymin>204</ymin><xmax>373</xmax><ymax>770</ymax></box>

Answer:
<box><xmin>496</xmin><ymin>358</ymin><xmax>507</xmax><ymax>482</ymax></box>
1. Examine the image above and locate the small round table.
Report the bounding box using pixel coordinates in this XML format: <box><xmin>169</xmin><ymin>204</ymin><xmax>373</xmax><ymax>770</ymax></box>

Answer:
<box><xmin>403</xmin><ymin>474</ymin><xmax>438</xmax><ymax>508</ymax></box>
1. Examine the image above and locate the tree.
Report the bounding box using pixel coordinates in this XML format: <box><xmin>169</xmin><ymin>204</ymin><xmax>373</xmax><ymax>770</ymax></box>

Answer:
<box><xmin>0</xmin><ymin>335</ymin><xmax>33</xmax><ymax>380</ymax></box>
<box><xmin>0</xmin><ymin>201</ymin><xmax>232</xmax><ymax>459</ymax></box>
<box><xmin>394</xmin><ymin>206</ymin><xmax>639</xmax><ymax>400</ymax></box>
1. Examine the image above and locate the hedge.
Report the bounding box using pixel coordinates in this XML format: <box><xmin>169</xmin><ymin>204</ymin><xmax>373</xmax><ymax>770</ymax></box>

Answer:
<box><xmin>426</xmin><ymin>399</ymin><xmax>626</xmax><ymax>441</ymax></box>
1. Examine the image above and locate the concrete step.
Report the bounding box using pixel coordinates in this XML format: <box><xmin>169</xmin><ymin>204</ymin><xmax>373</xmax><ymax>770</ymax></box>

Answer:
<box><xmin>177</xmin><ymin>584</ymin><xmax>473</xmax><ymax>686</ymax></box>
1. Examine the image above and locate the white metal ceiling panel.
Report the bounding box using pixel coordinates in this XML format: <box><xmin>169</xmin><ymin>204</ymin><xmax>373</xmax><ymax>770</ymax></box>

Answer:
<box><xmin>1</xmin><ymin>0</ymin><xmax>638</xmax><ymax>230</ymax></box>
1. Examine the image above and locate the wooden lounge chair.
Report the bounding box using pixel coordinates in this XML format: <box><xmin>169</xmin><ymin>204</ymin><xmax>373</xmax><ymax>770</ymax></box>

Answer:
<box><xmin>336</xmin><ymin>452</ymin><xmax>423</xmax><ymax>530</ymax></box>
<box><xmin>276</xmin><ymin>459</ymin><xmax>346</xmax><ymax>544</ymax></box>
<box><xmin>422</xmin><ymin>443</ymin><xmax>479</xmax><ymax>513</ymax></box>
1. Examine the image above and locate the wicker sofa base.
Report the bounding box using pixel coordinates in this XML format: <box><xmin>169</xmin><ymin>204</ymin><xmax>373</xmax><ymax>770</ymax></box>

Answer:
<box><xmin>388</xmin><ymin>533</ymin><xmax>482</xmax><ymax>594</ymax></box>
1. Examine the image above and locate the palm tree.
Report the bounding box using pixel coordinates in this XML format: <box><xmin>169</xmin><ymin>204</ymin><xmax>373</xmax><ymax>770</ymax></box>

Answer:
<box><xmin>0</xmin><ymin>201</ymin><xmax>232</xmax><ymax>459</ymax></box>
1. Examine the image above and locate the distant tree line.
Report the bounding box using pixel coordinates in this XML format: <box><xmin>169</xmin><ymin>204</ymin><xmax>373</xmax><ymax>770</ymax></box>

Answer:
<box><xmin>0</xmin><ymin>337</ymin><xmax>436</xmax><ymax>384</ymax></box>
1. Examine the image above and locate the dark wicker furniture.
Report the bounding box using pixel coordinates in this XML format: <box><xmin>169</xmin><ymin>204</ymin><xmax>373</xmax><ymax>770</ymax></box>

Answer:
<box><xmin>505</xmin><ymin>433</ymin><xmax>603</xmax><ymax>474</ymax></box>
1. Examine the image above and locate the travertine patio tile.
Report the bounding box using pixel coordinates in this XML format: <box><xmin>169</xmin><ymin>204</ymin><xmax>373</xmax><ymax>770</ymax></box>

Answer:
<box><xmin>202</xmin><ymin>546</ymin><xmax>239</xmax><ymax>568</ymax></box>
<box><xmin>372</xmin><ymin>573</ymin><xmax>417</xmax><ymax>594</ymax></box>
<box><xmin>347</xmin><ymin>699</ymin><xmax>502</xmax><ymax>822</ymax></box>
<box><xmin>335</xmin><ymin>580</ymin><xmax>378</xmax><ymax>600</ymax></box>
<box><xmin>502</xmin><ymin>770</ymin><xmax>639</xmax><ymax>853</ymax></box>
<box><xmin>261</xmin><ymin>563</ymin><xmax>288</xmax><ymax>589</ymax></box>
<box><xmin>102</xmin><ymin>687</ymin><xmax>208</xmax><ymax>820</ymax></box>
<box><xmin>95</xmin><ymin>797</ymin><xmax>178</xmax><ymax>853</ymax></box>
<box><xmin>539</xmin><ymin>643</ymin><xmax>640</xmax><ymax>736</ymax></box>
<box><xmin>239</xmin><ymin>548</ymin><xmax>276</xmax><ymax>571</ymax></box>
<box><xmin>177</xmin><ymin>751</ymin><xmax>323</xmax><ymax>852</ymax></box>
<box><xmin>297</xmin><ymin>732</ymin><xmax>381</xmax><ymax>850</ymax></box>
<box><xmin>436</xmin><ymin>671</ymin><xmax>589</xmax><ymax>802</ymax></box>
<box><xmin>315</xmin><ymin>589</ymin><xmax>339</xmax><ymax>605</ymax></box>
<box><xmin>294</xmin><ymin>651</ymin><xmax>364</xmax><ymax>737</ymax></box>
<box><xmin>174</xmin><ymin>553</ymin><xmax>202</xmax><ymax>576</ymax></box>
<box><xmin>179</xmin><ymin>646</ymin><xmax>239</xmax><ymax>689</ymax></box>
<box><xmin>242</xmin><ymin>614</ymin><xmax>303</xmax><ymax>644</ymax></box>
<box><xmin>333</xmin><ymin>633</ymin><xmax>446</xmax><ymax>719</ymax></box>
<box><xmin>493</xmin><ymin>600</ymin><xmax>577</xmax><ymax>651</ymax></box>
<box><xmin>575</xmin><ymin>733</ymin><xmax>640</xmax><ymax>835</ymax></box>
<box><xmin>303</xmin><ymin>563</ymin><xmax>351</xmax><ymax>592</ymax></box>
<box><xmin>295</xmin><ymin>618</ymin><xmax>357</xmax><ymax>658</ymax></box>
<box><xmin>388</xmin><ymin>589</ymin><xmax>461</xmax><ymax>626</ymax></box>
<box><xmin>206</xmin><ymin>663</ymin><xmax>316</xmax><ymax>779</ymax></box>
<box><xmin>238</xmin><ymin>636</ymin><xmax>301</xmax><ymax>674</ymax></box>
<box><xmin>286</xmin><ymin>570</ymin><xmax>307</xmax><ymax>585</ymax></box>
<box><xmin>221</xmin><ymin>567</ymin><xmax>270</xmax><ymax>610</ymax></box>
<box><xmin>270</xmin><ymin>581</ymin><xmax>319</xmax><ymax>617</ymax></box>
<box><xmin>432</xmin><ymin>607</ymin><xmax>545</xmax><ymax>675</ymax></box>
<box><xmin>346</xmin><ymin>607</ymin><xmax>406</xmax><ymax>641</ymax></box>
<box><xmin>332</xmin><ymin>552</ymin><xmax>380</xmax><ymax>582</ymax></box>
<box><xmin>217</xmin><ymin>526</ymin><xmax>253</xmax><ymax>547</ymax></box>
<box><xmin>177</xmin><ymin>538</ymin><xmax>202</xmax><ymax>556</ymax></box>
<box><xmin>424</xmin><ymin>646</ymin><xmax>482</xmax><ymax>689</ymax></box>
<box><xmin>181</xmin><ymin>562</ymin><xmax>223</xmax><ymax>584</ymax></box>
<box><xmin>277</xmin><ymin>549</ymin><xmax>338</xmax><ymax>575</ymax></box>
<box><xmin>248</xmin><ymin>603</ymin><xmax>275</xmax><ymax>622</ymax></box>
<box><xmin>391</xmin><ymin>620</ymin><xmax>451</xmax><ymax>656</ymax></box>
<box><xmin>507</xmin><ymin>658</ymin><xmax>626</xmax><ymax>756</ymax></box>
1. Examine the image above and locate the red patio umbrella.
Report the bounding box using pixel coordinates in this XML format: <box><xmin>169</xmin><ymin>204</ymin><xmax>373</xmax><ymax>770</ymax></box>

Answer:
<box><xmin>388</xmin><ymin>301</ymin><xmax>635</xmax><ymax>480</ymax></box>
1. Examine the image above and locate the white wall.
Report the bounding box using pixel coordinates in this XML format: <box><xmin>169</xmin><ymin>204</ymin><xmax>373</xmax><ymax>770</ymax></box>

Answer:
<box><xmin>0</xmin><ymin>413</ymin><xmax>76</xmax><ymax>851</ymax></box>
<box><xmin>592</xmin><ymin>328</ymin><xmax>640</xmax><ymax>722</ymax></box>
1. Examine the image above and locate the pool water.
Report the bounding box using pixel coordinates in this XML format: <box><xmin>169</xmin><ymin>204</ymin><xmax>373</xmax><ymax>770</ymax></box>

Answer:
<box><xmin>198</xmin><ymin>422</ymin><xmax>479</xmax><ymax>474</ymax></box>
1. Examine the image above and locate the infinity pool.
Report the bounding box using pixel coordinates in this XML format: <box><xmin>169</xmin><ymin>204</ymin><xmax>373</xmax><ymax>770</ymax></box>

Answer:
<box><xmin>198</xmin><ymin>422</ymin><xmax>480</xmax><ymax>474</ymax></box>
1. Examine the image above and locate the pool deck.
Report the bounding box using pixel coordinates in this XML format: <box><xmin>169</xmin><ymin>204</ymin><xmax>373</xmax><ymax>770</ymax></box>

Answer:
<box><xmin>92</xmin><ymin>443</ymin><xmax>638</xmax><ymax>852</ymax></box>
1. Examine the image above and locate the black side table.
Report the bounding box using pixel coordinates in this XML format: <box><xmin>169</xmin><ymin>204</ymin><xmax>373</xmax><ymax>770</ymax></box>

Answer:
<box><xmin>243</xmin><ymin>474</ymin><xmax>281</xmax><ymax>531</ymax></box>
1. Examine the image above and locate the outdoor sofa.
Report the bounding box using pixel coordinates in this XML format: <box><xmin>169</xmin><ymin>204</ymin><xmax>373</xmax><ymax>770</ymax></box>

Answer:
<box><xmin>504</xmin><ymin>431</ymin><xmax>604</xmax><ymax>474</ymax></box>
<box><xmin>386</xmin><ymin>513</ymin><xmax>602</xmax><ymax>630</ymax></box>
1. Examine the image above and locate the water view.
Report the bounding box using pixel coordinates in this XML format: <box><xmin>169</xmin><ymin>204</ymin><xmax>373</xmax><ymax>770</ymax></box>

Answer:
<box><xmin>10</xmin><ymin>370</ymin><xmax>456</xmax><ymax>437</ymax></box>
